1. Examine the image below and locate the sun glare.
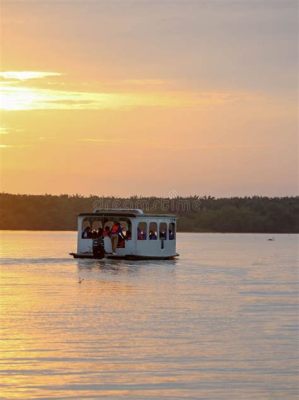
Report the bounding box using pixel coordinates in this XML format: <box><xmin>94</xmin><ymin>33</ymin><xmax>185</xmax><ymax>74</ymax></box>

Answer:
<box><xmin>0</xmin><ymin>87</ymin><xmax>43</xmax><ymax>110</ymax></box>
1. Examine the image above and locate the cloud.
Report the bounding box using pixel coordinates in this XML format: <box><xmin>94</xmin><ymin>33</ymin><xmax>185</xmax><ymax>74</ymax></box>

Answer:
<box><xmin>0</xmin><ymin>127</ymin><xmax>9</xmax><ymax>135</ymax></box>
<box><xmin>0</xmin><ymin>84</ymin><xmax>243</xmax><ymax>111</ymax></box>
<box><xmin>77</xmin><ymin>138</ymin><xmax>124</xmax><ymax>144</ymax></box>
<box><xmin>0</xmin><ymin>71</ymin><xmax>61</xmax><ymax>81</ymax></box>
<box><xmin>0</xmin><ymin>143</ymin><xmax>31</xmax><ymax>149</ymax></box>
<box><xmin>0</xmin><ymin>70</ymin><xmax>263</xmax><ymax>112</ymax></box>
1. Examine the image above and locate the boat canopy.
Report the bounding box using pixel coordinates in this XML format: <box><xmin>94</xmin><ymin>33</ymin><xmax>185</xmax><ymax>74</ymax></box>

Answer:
<box><xmin>93</xmin><ymin>208</ymin><xmax>144</xmax><ymax>216</ymax></box>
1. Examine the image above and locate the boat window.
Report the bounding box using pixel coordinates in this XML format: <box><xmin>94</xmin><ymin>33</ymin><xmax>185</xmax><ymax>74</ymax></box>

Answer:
<box><xmin>137</xmin><ymin>222</ymin><xmax>147</xmax><ymax>240</ymax></box>
<box><xmin>90</xmin><ymin>219</ymin><xmax>103</xmax><ymax>239</ymax></box>
<box><xmin>149</xmin><ymin>222</ymin><xmax>157</xmax><ymax>240</ymax></box>
<box><xmin>159</xmin><ymin>222</ymin><xmax>167</xmax><ymax>240</ymax></box>
<box><xmin>119</xmin><ymin>220</ymin><xmax>132</xmax><ymax>240</ymax></box>
<box><xmin>91</xmin><ymin>219</ymin><xmax>102</xmax><ymax>231</ymax></box>
<box><xmin>82</xmin><ymin>218</ymin><xmax>91</xmax><ymax>230</ymax></box>
<box><xmin>82</xmin><ymin>218</ymin><xmax>92</xmax><ymax>239</ymax></box>
<box><xmin>169</xmin><ymin>222</ymin><xmax>176</xmax><ymax>240</ymax></box>
<box><xmin>82</xmin><ymin>217</ymin><xmax>132</xmax><ymax>240</ymax></box>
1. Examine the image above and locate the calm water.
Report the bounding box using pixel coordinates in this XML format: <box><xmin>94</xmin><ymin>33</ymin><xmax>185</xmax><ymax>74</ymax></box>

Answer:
<box><xmin>0</xmin><ymin>231</ymin><xmax>298</xmax><ymax>400</ymax></box>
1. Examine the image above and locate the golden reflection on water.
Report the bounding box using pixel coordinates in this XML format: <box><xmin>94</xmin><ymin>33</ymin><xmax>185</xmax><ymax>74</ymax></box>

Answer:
<box><xmin>0</xmin><ymin>232</ymin><xmax>298</xmax><ymax>399</ymax></box>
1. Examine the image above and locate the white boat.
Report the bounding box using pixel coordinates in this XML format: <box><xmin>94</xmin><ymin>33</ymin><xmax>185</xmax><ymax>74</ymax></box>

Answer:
<box><xmin>70</xmin><ymin>208</ymin><xmax>178</xmax><ymax>260</ymax></box>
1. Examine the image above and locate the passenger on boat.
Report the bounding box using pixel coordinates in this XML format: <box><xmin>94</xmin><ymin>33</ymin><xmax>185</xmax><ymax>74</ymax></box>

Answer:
<box><xmin>103</xmin><ymin>226</ymin><xmax>112</xmax><ymax>253</ymax></box>
<box><xmin>97</xmin><ymin>227</ymin><xmax>103</xmax><ymax>238</ymax></box>
<box><xmin>169</xmin><ymin>229</ymin><xmax>174</xmax><ymax>240</ymax></box>
<box><xmin>149</xmin><ymin>230</ymin><xmax>157</xmax><ymax>240</ymax></box>
<box><xmin>103</xmin><ymin>226</ymin><xmax>111</xmax><ymax>237</ymax></box>
<box><xmin>118</xmin><ymin>231</ymin><xmax>126</xmax><ymax>248</ymax></box>
<box><xmin>137</xmin><ymin>228</ymin><xmax>147</xmax><ymax>240</ymax></box>
<box><xmin>91</xmin><ymin>229</ymin><xmax>98</xmax><ymax>239</ymax></box>
<box><xmin>111</xmin><ymin>222</ymin><xmax>122</xmax><ymax>253</ymax></box>
<box><xmin>160</xmin><ymin>230</ymin><xmax>167</xmax><ymax>240</ymax></box>
<box><xmin>117</xmin><ymin>226</ymin><xmax>126</xmax><ymax>247</ymax></box>
<box><xmin>82</xmin><ymin>226</ymin><xmax>92</xmax><ymax>239</ymax></box>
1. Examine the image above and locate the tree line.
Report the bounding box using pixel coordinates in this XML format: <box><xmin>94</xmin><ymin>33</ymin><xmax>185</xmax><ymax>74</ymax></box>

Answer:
<box><xmin>0</xmin><ymin>193</ymin><xmax>298</xmax><ymax>233</ymax></box>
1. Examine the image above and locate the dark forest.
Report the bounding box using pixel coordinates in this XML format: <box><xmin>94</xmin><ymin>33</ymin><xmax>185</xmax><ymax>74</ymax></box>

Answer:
<box><xmin>0</xmin><ymin>193</ymin><xmax>298</xmax><ymax>233</ymax></box>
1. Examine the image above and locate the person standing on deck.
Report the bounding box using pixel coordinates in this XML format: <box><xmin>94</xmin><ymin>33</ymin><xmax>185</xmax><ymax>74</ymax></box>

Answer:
<box><xmin>111</xmin><ymin>222</ymin><xmax>121</xmax><ymax>254</ymax></box>
<box><xmin>103</xmin><ymin>226</ymin><xmax>112</xmax><ymax>253</ymax></box>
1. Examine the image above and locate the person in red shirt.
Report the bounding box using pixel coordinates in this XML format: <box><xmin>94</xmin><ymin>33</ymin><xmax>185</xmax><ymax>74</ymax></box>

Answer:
<box><xmin>111</xmin><ymin>222</ymin><xmax>121</xmax><ymax>254</ymax></box>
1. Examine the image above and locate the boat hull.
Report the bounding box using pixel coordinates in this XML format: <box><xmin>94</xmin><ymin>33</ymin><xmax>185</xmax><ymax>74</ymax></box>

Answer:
<box><xmin>70</xmin><ymin>252</ymin><xmax>179</xmax><ymax>260</ymax></box>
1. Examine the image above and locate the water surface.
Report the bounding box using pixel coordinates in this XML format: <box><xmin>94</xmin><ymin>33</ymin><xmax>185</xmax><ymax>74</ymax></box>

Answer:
<box><xmin>0</xmin><ymin>231</ymin><xmax>298</xmax><ymax>399</ymax></box>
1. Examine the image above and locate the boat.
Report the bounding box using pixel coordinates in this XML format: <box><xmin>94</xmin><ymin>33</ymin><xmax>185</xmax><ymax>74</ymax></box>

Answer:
<box><xmin>70</xmin><ymin>208</ymin><xmax>178</xmax><ymax>260</ymax></box>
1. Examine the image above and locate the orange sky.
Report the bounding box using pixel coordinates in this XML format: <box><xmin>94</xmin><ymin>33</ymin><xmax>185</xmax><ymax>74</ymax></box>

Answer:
<box><xmin>0</xmin><ymin>1</ymin><xmax>298</xmax><ymax>196</ymax></box>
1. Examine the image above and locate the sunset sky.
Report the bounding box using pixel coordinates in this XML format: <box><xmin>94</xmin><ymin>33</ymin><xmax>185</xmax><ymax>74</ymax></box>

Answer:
<box><xmin>0</xmin><ymin>0</ymin><xmax>298</xmax><ymax>197</ymax></box>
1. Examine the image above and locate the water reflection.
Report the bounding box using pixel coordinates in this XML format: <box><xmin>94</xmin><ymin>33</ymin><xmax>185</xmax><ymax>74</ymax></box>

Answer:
<box><xmin>77</xmin><ymin>258</ymin><xmax>177</xmax><ymax>277</ymax></box>
<box><xmin>0</xmin><ymin>232</ymin><xmax>298</xmax><ymax>399</ymax></box>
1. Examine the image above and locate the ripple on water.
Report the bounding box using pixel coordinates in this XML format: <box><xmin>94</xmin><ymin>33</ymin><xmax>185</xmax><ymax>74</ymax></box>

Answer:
<box><xmin>0</xmin><ymin>231</ymin><xmax>298</xmax><ymax>399</ymax></box>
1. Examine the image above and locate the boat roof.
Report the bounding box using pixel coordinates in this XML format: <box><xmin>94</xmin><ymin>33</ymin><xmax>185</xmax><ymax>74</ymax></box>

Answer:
<box><xmin>94</xmin><ymin>208</ymin><xmax>144</xmax><ymax>215</ymax></box>
<box><xmin>79</xmin><ymin>209</ymin><xmax>176</xmax><ymax>218</ymax></box>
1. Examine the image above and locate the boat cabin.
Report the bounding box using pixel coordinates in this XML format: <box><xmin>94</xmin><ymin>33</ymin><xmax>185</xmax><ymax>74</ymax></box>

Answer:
<box><xmin>71</xmin><ymin>209</ymin><xmax>178</xmax><ymax>260</ymax></box>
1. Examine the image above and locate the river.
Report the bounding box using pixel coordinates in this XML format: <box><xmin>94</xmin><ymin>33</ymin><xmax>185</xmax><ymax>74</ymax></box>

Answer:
<box><xmin>0</xmin><ymin>231</ymin><xmax>298</xmax><ymax>399</ymax></box>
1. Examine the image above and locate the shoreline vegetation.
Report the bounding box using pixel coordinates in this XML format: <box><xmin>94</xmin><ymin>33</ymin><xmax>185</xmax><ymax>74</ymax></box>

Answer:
<box><xmin>0</xmin><ymin>193</ymin><xmax>298</xmax><ymax>233</ymax></box>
